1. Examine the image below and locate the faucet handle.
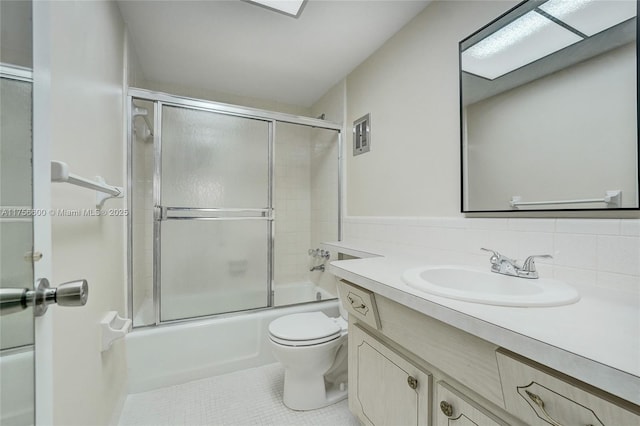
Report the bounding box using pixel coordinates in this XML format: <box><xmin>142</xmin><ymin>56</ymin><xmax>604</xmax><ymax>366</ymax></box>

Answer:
<box><xmin>521</xmin><ymin>254</ymin><xmax>553</xmax><ymax>272</ymax></box>
<box><xmin>480</xmin><ymin>248</ymin><xmax>502</xmax><ymax>265</ymax></box>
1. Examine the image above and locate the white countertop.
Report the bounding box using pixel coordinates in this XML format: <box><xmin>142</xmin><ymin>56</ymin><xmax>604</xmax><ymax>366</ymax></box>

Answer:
<box><xmin>323</xmin><ymin>240</ymin><xmax>640</xmax><ymax>405</ymax></box>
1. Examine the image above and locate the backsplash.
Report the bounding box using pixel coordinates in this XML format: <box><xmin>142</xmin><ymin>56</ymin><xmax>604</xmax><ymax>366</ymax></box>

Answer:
<box><xmin>342</xmin><ymin>217</ymin><xmax>640</xmax><ymax>294</ymax></box>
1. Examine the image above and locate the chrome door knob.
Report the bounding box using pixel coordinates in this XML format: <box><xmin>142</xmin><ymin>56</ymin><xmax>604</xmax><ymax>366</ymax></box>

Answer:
<box><xmin>55</xmin><ymin>280</ymin><xmax>88</xmax><ymax>307</ymax></box>
<box><xmin>0</xmin><ymin>278</ymin><xmax>90</xmax><ymax>317</ymax></box>
<box><xmin>33</xmin><ymin>278</ymin><xmax>89</xmax><ymax>316</ymax></box>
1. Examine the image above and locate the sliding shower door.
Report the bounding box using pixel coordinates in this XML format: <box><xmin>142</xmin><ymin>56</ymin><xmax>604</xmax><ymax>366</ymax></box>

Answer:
<box><xmin>157</xmin><ymin>105</ymin><xmax>271</xmax><ymax>322</ymax></box>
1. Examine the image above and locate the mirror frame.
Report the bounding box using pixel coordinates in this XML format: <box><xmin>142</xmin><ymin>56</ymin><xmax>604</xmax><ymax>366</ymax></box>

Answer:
<box><xmin>459</xmin><ymin>0</ymin><xmax>640</xmax><ymax>214</ymax></box>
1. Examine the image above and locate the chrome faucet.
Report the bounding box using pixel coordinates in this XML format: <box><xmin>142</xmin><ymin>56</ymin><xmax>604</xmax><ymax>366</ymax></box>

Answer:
<box><xmin>480</xmin><ymin>248</ymin><xmax>552</xmax><ymax>279</ymax></box>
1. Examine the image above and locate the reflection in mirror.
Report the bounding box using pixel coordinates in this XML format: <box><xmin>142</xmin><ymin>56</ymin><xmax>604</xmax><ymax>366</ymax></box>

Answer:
<box><xmin>460</xmin><ymin>0</ymin><xmax>638</xmax><ymax>212</ymax></box>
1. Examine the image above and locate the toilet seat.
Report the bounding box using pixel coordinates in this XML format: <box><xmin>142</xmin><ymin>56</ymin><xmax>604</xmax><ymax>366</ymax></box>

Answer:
<box><xmin>269</xmin><ymin>312</ymin><xmax>342</xmax><ymax>347</ymax></box>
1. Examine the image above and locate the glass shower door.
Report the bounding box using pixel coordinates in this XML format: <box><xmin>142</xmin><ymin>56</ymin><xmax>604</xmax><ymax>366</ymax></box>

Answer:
<box><xmin>157</xmin><ymin>105</ymin><xmax>271</xmax><ymax>321</ymax></box>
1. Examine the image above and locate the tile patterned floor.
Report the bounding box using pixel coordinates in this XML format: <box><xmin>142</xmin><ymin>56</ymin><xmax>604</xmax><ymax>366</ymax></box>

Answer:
<box><xmin>118</xmin><ymin>363</ymin><xmax>360</xmax><ymax>426</ymax></box>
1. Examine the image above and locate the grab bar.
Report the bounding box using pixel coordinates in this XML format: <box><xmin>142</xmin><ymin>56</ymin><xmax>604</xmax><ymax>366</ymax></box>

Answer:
<box><xmin>510</xmin><ymin>190</ymin><xmax>621</xmax><ymax>208</ymax></box>
<box><xmin>51</xmin><ymin>161</ymin><xmax>124</xmax><ymax>207</ymax></box>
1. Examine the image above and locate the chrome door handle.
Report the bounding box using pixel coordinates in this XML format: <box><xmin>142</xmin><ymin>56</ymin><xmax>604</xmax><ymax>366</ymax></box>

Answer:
<box><xmin>0</xmin><ymin>278</ymin><xmax>88</xmax><ymax>317</ymax></box>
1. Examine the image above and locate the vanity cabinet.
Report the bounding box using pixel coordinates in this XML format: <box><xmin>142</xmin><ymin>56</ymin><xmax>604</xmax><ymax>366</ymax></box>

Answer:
<box><xmin>349</xmin><ymin>322</ymin><xmax>431</xmax><ymax>426</ymax></box>
<box><xmin>338</xmin><ymin>279</ymin><xmax>640</xmax><ymax>426</ymax></box>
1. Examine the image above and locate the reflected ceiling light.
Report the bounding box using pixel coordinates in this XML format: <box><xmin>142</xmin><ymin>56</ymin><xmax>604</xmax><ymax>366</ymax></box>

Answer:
<box><xmin>462</xmin><ymin>11</ymin><xmax>582</xmax><ymax>80</ymax></box>
<box><xmin>539</xmin><ymin>0</ymin><xmax>637</xmax><ymax>36</ymax></box>
<box><xmin>245</xmin><ymin>0</ymin><xmax>307</xmax><ymax>18</ymax></box>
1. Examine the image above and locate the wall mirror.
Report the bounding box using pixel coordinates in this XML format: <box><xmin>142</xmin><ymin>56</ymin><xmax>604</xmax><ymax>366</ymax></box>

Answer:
<box><xmin>460</xmin><ymin>0</ymin><xmax>638</xmax><ymax>213</ymax></box>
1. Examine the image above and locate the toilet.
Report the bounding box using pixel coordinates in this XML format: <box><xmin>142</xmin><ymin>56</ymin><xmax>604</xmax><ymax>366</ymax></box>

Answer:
<box><xmin>268</xmin><ymin>306</ymin><xmax>348</xmax><ymax>411</ymax></box>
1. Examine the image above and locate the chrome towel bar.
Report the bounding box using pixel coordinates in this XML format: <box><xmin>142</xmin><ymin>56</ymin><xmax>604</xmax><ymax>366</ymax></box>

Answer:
<box><xmin>510</xmin><ymin>190</ymin><xmax>621</xmax><ymax>208</ymax></box>
<box><xmin>51</xmin><ymin>160</ymin><xmax>124</xmax><ymax>208</ymax></box>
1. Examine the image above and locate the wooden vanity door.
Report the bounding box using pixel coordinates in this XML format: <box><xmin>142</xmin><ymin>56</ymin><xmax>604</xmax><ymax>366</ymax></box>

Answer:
<box><xmin>350</xmin><ymin>323</ymin><xmax>431</xmax><ymax>426</ymax></box>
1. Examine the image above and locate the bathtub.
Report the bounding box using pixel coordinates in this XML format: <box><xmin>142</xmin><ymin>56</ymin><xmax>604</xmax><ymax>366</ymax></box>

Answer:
<box><xmin>126</xmin><ymin>298</ymin><xmax>340</xmax><ymax>393</ymax></box>
<box><xmin>0</xmin><ymin>347</ymin><xmax>34</xmax><ymax>425</ymax></box>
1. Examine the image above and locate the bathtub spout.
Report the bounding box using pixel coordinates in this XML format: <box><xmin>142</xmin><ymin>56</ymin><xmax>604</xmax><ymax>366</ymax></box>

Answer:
<box><xmin>310</xmin><ymin>265</ymin><xmax>325</xmax><ymax>272</ymax></box>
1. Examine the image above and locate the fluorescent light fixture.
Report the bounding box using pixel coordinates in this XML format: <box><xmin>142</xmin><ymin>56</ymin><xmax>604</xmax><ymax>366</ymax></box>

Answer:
<box><xmin>245</xmin><ymin>0</ymin><xmax>306</xmax><ymax>18</ymax></box>
<box><xmin>539</xmin><ymin>0</ymin><xmax>636</xmax><ymax>36</ymax></box>
<box><xmin>462</xmin><ymin>11</ymin><xmax>582</xmax><ymax>80</ymax></box>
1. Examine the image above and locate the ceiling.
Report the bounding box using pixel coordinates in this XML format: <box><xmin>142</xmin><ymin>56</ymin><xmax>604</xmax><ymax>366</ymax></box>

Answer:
<box><xmin>117</xmin><ymin>0</ymin><xmax>431</xmax><ymax>107</ymax></box>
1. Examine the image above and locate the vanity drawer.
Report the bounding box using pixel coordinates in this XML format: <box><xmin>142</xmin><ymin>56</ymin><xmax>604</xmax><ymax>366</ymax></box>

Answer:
<box><xmin>337</xmin><ymin>280</ymin><xmax>381</xmax><ymax>330</ymax></box>
<box><xmin>496</xmin><ymin>350</ymin><xmax>640</xmax><ymax>426</ymax></box>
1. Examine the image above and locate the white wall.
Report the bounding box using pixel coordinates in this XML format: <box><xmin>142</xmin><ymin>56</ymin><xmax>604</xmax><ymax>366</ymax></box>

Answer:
<box><xmin>345</xmin><ymin>0</ymin><xmax>639</xmax><ymax>218</ymax></box>
<box><xmin>340</xmin><ymin>1</ymin><xmax>639</xmax><ymax>293</ymax></box>
<box><xmin>346</xmin><ymin>1</ymin><xmax>517</xmax><ymax>217</ymax></box>
<box><xmin>49</xmin><ymin>1</ymin><xmax>128</xmax><ymax>424</ymax></box>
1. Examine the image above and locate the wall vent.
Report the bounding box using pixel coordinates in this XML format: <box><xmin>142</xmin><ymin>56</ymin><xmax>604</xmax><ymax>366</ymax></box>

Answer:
<box><xmin>353</xmin><ymin>113</ymin><xmax>371</xmax><ymax>156</ymax></box>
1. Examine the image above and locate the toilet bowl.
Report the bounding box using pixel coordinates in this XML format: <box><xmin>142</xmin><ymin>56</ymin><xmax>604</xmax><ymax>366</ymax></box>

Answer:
<box><xmin>268</xmin><ymin>311</ymin><xmax>348</xmax><ymax>411</ymax></box>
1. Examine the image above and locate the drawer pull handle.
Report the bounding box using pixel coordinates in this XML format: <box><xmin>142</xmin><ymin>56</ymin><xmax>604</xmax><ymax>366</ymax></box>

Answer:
<box><xmin>525</xmin><ymin>390</ymin><xmax>564</xmax><ymax>426</ymax></box>
<box><xmin>348</xmin><ymin>296</ymin><xmax>366</xmax><ymax>309</ymax></box>
<box><xmin>347</xmin><ymin>293</ymin><xmax>370</xmax><ymax>315</ymax></box>
<box><xmin>407</xmin><ymin>376</ymin><xmax>418</xmax><ymax>389</ymax></box>
<box><xmin>440</xmin><ymin>400</ymin><xmax>453</xmax><ymax>417</ymax></box>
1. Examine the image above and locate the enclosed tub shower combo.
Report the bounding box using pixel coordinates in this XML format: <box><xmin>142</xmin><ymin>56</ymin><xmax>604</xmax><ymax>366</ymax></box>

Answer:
<box><xmin>126</xmin><ymin>89</ymin><xmax>347</xmax><ymax>407</ymax></box>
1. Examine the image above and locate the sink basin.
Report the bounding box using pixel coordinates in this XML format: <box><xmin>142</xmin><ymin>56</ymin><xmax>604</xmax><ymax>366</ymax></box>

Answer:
<box><xmin>402</xmin><ymin>266</ymin><xmax>580</xmax><ymax>307</ymax></box>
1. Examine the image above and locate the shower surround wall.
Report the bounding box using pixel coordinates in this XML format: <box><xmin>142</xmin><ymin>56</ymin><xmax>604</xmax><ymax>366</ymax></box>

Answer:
<box><xmin>274</xmin><ymin>123</ymin><xmax>340</xmax><ymax>294</ymax></box>
<box><xmin>274</xmin><ymin>123</ymin><xmax>312</xmax><ymax>287</ymax></box>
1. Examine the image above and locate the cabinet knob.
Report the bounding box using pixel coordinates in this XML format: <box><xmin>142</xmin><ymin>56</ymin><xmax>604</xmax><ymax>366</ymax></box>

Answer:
<box><xmin>440</xmin><ymin>400</ymin><xmax>453</xmax><ymax>417</ymax></box>
<box><xmin>407</xmin><ymin>376</ymin><xmax>418</xmax><ymax>389</ymax></box>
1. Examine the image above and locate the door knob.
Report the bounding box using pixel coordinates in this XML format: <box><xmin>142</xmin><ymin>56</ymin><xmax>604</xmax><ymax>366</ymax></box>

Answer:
<box><xmin>0</xmin><ymin>278</ymin><xmax>88</xmax><ymax>317</ymax></box>
<box><xmin>440</xmin><ymin>400</ymin><xmax>453</xmax><ymax>417</ymax></box>
<box><xmin>407</xmin><ymin>376</ymin><xmax>418</xmax><ymax>389</ymax></box>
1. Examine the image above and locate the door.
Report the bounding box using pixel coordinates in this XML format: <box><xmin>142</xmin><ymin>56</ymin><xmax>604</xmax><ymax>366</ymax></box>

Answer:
<box><xmin>350</xmin><ymin>323</ymin><xmax>432</xmax><ymax>426</ymax></box>
<box><xmin>156</xmin><ymin>104</ymin><xmax>272</xmax><ymax>322</ymax></box>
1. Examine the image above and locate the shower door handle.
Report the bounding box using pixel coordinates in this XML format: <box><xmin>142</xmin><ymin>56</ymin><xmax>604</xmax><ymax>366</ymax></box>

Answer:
<box><xmin>0</xmin><ymin>278</ymin><xmax>89</xmax><ymax>317</ymax></box>
<box><xmin>157</xmin><ymin>206</ymin><xmax>272</xmax><ymax>221</ymax></box>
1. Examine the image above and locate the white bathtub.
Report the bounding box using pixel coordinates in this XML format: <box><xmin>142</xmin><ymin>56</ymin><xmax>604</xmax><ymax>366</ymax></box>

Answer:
<box><xmin>126</xmin><ymin>299</ymin><xmax>340</xmax><ymax>393</ymax></box>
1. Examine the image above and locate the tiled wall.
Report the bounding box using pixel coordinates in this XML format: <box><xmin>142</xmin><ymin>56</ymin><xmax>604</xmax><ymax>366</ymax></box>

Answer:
<box><xmin>274</xmin><ymin>123</ymin><xmax>312</xmax><ymax>285</ymax></box>
<box><xmin>343</xmin><ymin>217</ymin><xmax>640</xmax><ymax>293</ymax></box>
<box><xmin>274</xmin><ymin>124</ymin><xmax>341</xmax><ymax>289</ymax></box>
<box><xmin>309</xmin><ymin>128</ymin><xmax>340</xmax><ymax>292</ymax></box>
<box><xmin>310</xmin><ymin>128</ymin><xmax>340</xmax><ymax>249</ymax></box>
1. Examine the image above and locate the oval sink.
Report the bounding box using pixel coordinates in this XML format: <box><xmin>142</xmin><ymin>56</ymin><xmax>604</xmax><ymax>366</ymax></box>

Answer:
<box><xmin>402</xmin><ymin>266</ymin><xmax>580</xmax><ymax>307</ymax></box>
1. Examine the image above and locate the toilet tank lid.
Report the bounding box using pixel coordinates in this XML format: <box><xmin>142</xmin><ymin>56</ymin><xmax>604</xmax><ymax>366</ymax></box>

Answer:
<box><xmin>269</xmin><ymin>312</ymin><xmax>341</xmax><ymax>341</ymax></box>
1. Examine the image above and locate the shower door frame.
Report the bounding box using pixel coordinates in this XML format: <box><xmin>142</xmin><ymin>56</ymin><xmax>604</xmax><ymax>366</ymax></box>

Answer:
<box><xmin>127</xmin><ymin>88</ymin><xmax>343</xmax><ymax>326</ymax></box>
